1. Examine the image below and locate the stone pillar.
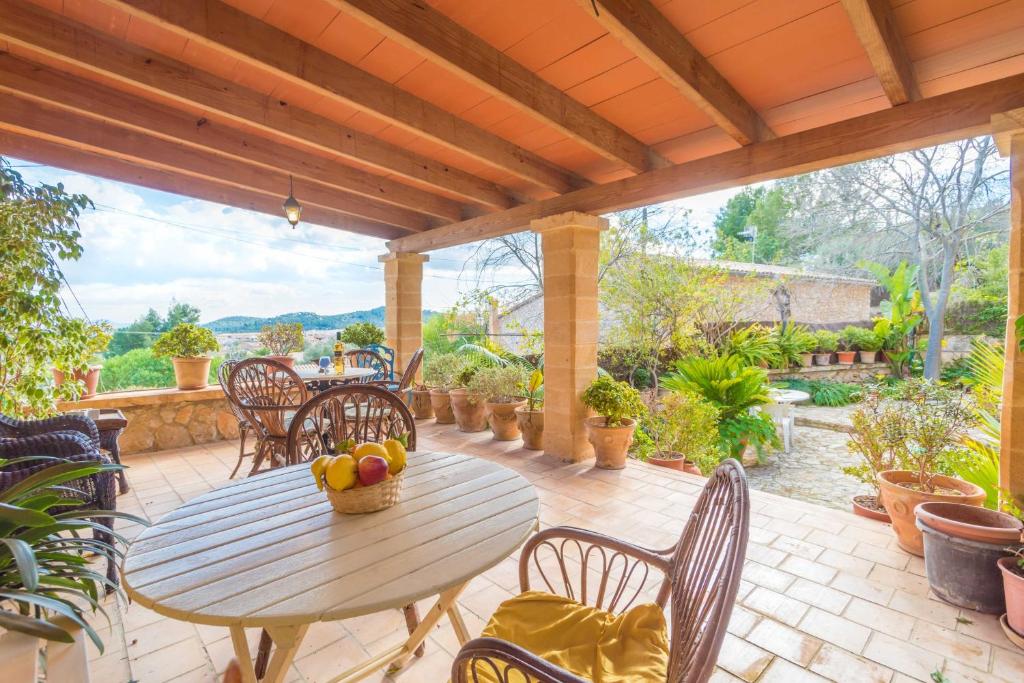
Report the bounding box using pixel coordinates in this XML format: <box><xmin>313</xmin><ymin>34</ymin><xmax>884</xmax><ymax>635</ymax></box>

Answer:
<box><xmin>531</xmin><ymin>211</ymin><xmax>608</xmax><ymax>462</ymax></box>
<box><xmin>1000</xmin><ymin>129</ymin><xmax>1024</xmax><ymax>502</ymax></box>
<box><xmin>379</xmin><ymin>252</ymin><xmax>428</xmax><ymax>378</ymax></box>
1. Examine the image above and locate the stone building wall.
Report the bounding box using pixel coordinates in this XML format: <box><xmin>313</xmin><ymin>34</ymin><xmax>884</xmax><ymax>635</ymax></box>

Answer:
<box><xmin>59</xmin><ymin>387</ymin><xmax>241</xmax><ymax>455</ymax></box>
<box><xmin>767</xmin><ymin>362</ymin><xmax>891</xmax><ymax>383</ymax></box>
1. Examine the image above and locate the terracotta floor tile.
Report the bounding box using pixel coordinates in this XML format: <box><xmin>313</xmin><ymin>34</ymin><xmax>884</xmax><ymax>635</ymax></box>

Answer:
<box><xmin>809</xmin><ymin>643</ymin><xmax>893</xmax><ymax>683</ymax></box>
<box><xmin>743</xmin><ymin>561</ymin><xmax>797</xmax><ymax>593</ymax></box>
<box><xmin>843</xmin><ymin>597</ymin><xmax>917</xmax><ymax>641</ymax></box>
<box><xmin>992</xmin><ymin>645</ymin><xmax>1024</xmax><ymax>680</ymax></box>
<box><xmin>867</xmin><ymin>564</ymin><xmax>930</xmax><ymax>595</ymax></box>
<box><xmin>887</xmin><ymin>590</ymin><xmax>960</xmax><ymax>629</ymax></box>
<box><xmin>817</xmin><ymin>549</ymin><xmax>875</xmax><ymax>578</ymax></box>
<box><xmin>798</xmin><ymin>607</ymin><xmax>872</xmax><ymax>653</ymax></box>
<box><xmin>805</xmin><ymin>528</ymin><xmax>858</xmax><ymax>554</ymax></box>
<box><xmin>771</xmin><ymin>536</ymin><xmax>825</xmax><ymax>561</ymax></box>
<box><xmin>785</xmin><ymin>578</ymin><xmax>852</xmax><ymax>615</ymax></box>
<box><xmin>830</xmin><ymin>573</ymin><xmax>895</xmax><ymax>606</ymax></box>
<box><xmin>757</xmin><ymin>657</ymin><xmax>830</xmax><ymax>682</ymax></box>
<box><xmin>779</xmin><ymin>556</ymin><xmax>838</xmax><ymax>584</ymax></box>
<box><xmin>862</xmin><ymin>632</ymin><xmax>944</xmax><ymax>682</ymax></box>
<box><xmin>910</xmin><ymin>620</ymin><xmax>991</xmax><ymax>671</ymax></box>
<box><xmin>747</xmin><ymin>618</ymin><xmax>823</xmax><ymax>666</ymax></box>
<box><xmin>743</xmin><ymin>587</ymin><xmax>810</xmax><ymax>627</ymax></box>
<box><xmin>130</xmin><ymin>636</ymin><xmax>212</xmax><ymax>683</ymax></box>
<box><xmin>716</xmin><ymin>633</ymin><xmax>774</xmax><ymax>682</ymax></box>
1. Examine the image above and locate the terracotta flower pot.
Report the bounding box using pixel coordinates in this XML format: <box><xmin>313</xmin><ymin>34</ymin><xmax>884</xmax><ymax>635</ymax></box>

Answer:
<box><xmin>799</xmin><ymin>353</ymin><xmax>814</xmax><ymax>368</ymax></box>
<box><xmin>877</xmin><ymin>470</ymin><xmax>986</xmax><ymax>556</ymax></box>
<box><xmin>171</xmin><ymin>356</ymin><xmax>211</xmax><ymax>390</ymax></box>
<box><xmin>264</xmin><ymin>354</ymin><xmax>295</xmax><ymax>368</ymax></box>
<box><xmin>648</xmin><ymin>451</ymin><xmax>701</xmax><ymax>475</ymax></box>
<box><xmin>584</xmin><ymin>416</ymin><xmax>636</xmax><ymax>470</ymax></box>
<box><xmin>450</xmin><ymin>388</ymin><xmax>488</xmax><ymax>432</ymax></box>
<box><xmin>52</xmin><ymin>366</ymin><xmax>102</xmax><ymax>399</ymax></box>
<box><xmin>915</xmin><ymin>503</ymin><xmax>1023</xmax><ymax>613</ymax></box>
<box><xmin>851</xmin><ymin>494</ymin><xmax>891</xmax><ymax>523</ymax></box>
<box><xmin>858</xmin><ymin>350</ymin><xmax>878</xmax><ymax>364</ymax></box>
<box><xmin>836</xmin><ymin>351</ymin><xmax>856</xmax><ymax>365</ymax></box>
<box><xmin>813</xmin><ymin>353</ymin><xmax>833</xmax><ymax>365</ymax></box>
<box><xmin>515</xmin><ymin>407</ymin><xmax>544</xmax><ymax>450</ymax></box>
<box><xmin>486</xmin><ymin>400</ymin><xmax>527</xmax><ymax>440</ymax></box>
<box><xmin>998</xmin><ymin>557</ymin><xmax>1024</xmax><ymax>638</ymax></box>
<box><xmin>429</xmin><ymin>389</ymin><xmax>455</xmax><ymax>424</ymax></box>
<box><xmin>410</xmin><ymin>389</ymin><xmax>434</xmax><ymax>420</ymax></box>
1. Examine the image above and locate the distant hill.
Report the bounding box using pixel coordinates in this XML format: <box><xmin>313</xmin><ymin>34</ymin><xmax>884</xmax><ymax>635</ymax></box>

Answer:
<box><xmin>203</xmin><ymin>307</ymin><xmax>435</xmax><ymax>333</ymax></box>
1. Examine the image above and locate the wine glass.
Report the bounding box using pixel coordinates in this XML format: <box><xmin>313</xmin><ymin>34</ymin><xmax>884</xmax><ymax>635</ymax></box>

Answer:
<box><xmin>318</xmin><ymin>356</ymin><xmax>331</xmax><ymax>374</ymax></box>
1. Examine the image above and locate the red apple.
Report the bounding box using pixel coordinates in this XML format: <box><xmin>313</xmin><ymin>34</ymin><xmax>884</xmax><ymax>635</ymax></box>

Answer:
<box><xmin>357</xmin><ymin>455</ymin><xmax>389</xmax><ymax>486</ymax></box>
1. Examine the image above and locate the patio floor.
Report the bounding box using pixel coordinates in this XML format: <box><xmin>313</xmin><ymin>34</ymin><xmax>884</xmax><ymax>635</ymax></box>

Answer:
<box><xmin>87</xmin><ymin>421</ymin><xmax>1024</xmax><ymax>683</ymax></box>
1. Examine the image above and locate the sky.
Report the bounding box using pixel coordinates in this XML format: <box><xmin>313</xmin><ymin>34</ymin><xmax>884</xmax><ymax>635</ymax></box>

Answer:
<box><xmin>9</xmin><ymin>158</ymin><xmax>743</xmax><ymax>326</ymax></box>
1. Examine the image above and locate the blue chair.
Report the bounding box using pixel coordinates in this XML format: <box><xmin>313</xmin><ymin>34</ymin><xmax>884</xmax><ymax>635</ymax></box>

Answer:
<box><xmin>366</xmin><ymin>344</ymin><xmax>396</xmax><ymax>382</ymax></box>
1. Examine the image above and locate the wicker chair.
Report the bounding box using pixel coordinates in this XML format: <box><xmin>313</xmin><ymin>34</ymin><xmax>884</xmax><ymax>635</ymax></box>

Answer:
<box><xmin>451</xmin><ymin>460</ymin><xmax>749</xmax><ymax>683</ymax></box>
<box><xmin>227</xmin><ymin>358</ymin><xmax>309</xmax><ymax>473</ymax></box>
<box><xmin>217</xmin><ymin>360</ymin><xmax>255</xmax><ymax>478</ymax></box>
<box><xmin>368</xmin><ymin>347</ymin><xmax>423</xmax><ymax>395</ymax></box>
<box><xmin>0</xmin><ymin>414</ymin><xmax>118</xmax><ymax>586</ymax></box>
<box><xmin>344</xmin><ymin>349</ymin><xmax>388</xmax><ymax>383</ymax></box>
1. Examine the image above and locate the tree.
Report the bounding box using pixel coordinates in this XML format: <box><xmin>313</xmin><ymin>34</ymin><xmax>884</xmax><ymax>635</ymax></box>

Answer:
<box><xmin>0</xmin><ymin>157</ymin><xmax>92</xmax><ymax>415</ymax></box>
<box><xmin>164</xmin><ymin>300</ymin><xmax>200</xmax><ymax>329</ymax></box>
<box><xmin>108</xmin><ymin>301</ymin><xmax>202</xmax><ymax>355</ymax></box>
<box><xmin>712</xmin><ymin>186</ymin><xmax>793</xmax><ymax>263</ymax></box>
<box><xmin>782</xmin><ymin>137</ymin><xmax>1009</xmax><ymax>378</ymax></box>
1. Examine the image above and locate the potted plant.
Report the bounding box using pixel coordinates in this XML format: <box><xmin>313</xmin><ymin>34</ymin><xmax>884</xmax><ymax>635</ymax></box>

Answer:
<box><xmin>643</xmin><ymin>390</ymin><xmax>720</xmax><ymax>475</ymax></box>
<box><xmin>913</xmin><ymin>502</ymin><xmax>1023</xmax><ymax>614</ymax></box>
<box><xmin>258</xmin><ymin>322</ymin><xmax>303</xmax><ymax>368</ymax></box>
<box><xmin>449</xmin><ymin>358</ymin><xmax>488</xmax><ymax>432</ymax></box>
<box><xmin>812</xmin><ymin>329</ymin><xmax>838</xmax><ymax>365</ymax></box>
<box><xmin>423</xmin><ymin>352</ymin><xmax>460</xmax><ymax>424</ymax></box>
<box><xmin>842</xmin><ymin>326</ymin><xmax>884</xmax><ymax>363</ymax></box>
<box><xmin>515</xmin><ymin>369</ymin><xmax>544</xmax><ymax>450</ymax></box>
<box><xmin>836</xmin><ymin>327</ymin><xmax>858</xmax><ymax>365</ymax></box>
<box><xmin>470</xmin><ymin>365</ymin><xmax>529</xmax><ymax>440</ymax></box>
<box><xmin>842</xmin><ymin>390</ymin><xmax>901</xmax><ymax>522</ymax></box>
<box><xmin>875</xmin><ymin>380</ymin><xmax>985</xmax><ymax>556</ymax></box>
<box><xmin>999</xmin><ymin>546</ymin><xmax>1024</xmax><ymax>641</ymax></box>
<box><xmin>152</xmin><ymin>322</ymin><xmax>220</xmax><ymax>390</ymax></box>
<box><xmin>52</xmin><ymin>320</ymin><xmax>112</xmax><ymax>399</ymax></box>
<box><xmin>340</xmin><ymin>322</ymin><xmax>386</xmax><ymax>349</ymax></box>
<box><xmin>410</xmin><ymin>382</ymin><xmax>434</xmax><ymax>420</ymax></box>
<box><xmin>0</xmin><ymin>457</ymin><xmax>145</xmax><ymax>657</ymax></box>
<box><xmin>581</xmin><ymin>375</ymin><xmax>646</xmax><ymax>469</ymax></box>
<box><xmin>770</xmin><ymin>324</ymin><xmax>816</xmax><ymax>369</ymax></box>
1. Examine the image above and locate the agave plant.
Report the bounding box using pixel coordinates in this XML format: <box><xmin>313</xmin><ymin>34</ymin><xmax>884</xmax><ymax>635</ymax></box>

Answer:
<box><xmin>0</xmin><ymin>457</ymin><xmax>145</xmax><ymax>649</ymax></box>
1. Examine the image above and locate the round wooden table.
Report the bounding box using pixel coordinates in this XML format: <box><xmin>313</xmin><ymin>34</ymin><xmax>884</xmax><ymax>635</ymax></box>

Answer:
<box><xmin>294</xmin><ymin>364</ymin><xmax>377</xmax><ymax>392</ymax></box>
<box><xmin>122</xmin><ymin>452</ymin><xmax>539</xmax><ymax>683</ymax></box>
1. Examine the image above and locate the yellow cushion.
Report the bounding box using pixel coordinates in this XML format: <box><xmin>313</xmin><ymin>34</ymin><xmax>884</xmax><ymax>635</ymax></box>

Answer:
<box><xmin>477</xmin><ymin>591</ymin><xmax>669</xmax><ymax>683</ymax></box>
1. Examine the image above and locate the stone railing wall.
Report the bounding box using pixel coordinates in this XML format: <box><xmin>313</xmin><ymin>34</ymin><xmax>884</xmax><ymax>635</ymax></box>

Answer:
<box><xmin>58</xmin><ymin>387</ymin><xmax>240</xmax><ymax>454</ymax></box>
<box><xmin>767</xmin><ymin>362</ymin><xmax>891</xmax><ymax>383</ymax></box>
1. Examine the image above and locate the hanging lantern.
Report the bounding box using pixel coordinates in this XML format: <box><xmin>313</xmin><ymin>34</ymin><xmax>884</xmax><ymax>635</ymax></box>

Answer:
<box><xmin>282</xmin><ymin>175</ymin><xmax>302</xmax><ymax>228</ymax></box>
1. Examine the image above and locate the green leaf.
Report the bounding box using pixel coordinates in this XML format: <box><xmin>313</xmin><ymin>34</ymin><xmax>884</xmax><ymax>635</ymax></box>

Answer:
<box><xmin>0</xmin><ymin>539</ymin><xmax>38</xmax><ymax>590</ymax></box>
<box><xmin>0</xmin><ymin>609</ymin><xmax>74</xmax><ymax>643</ymax></box>
<box><xmin>0</xmin><ymin>461</ymin><xmax>107</xmax><ymax>504</ymax></box>
<box><xmin>0</xmin><ymin>503</ymin><xmax>55</xmax><ymax>527</ymax></box>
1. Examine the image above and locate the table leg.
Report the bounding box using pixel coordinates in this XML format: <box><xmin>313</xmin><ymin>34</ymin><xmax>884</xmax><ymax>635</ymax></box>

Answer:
<box><xmin>385</xmin><ymin>583</ymin><xmax>469</xmax><ymax>675</ymax></box>
<box><xmin>262</xmin><ymin>624</ymin><xmax>309</xmax><ymax>683</ymax></box>
<box><xmin>229</xmin><ymin>626</ymin><xmax>258</xmax><ymax>683</ymax></box>
<box><xmin>447</xmin><ymin>603</ymin><xmax>471</xmax><ymax>646</ymax></box>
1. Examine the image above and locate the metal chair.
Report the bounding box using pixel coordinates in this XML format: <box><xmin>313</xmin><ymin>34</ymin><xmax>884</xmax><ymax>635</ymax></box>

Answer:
<box><xmin>217</xmin><ymin>359</ymin><xmax>256</xmax><ymax>478</ymax></box>
<box><xmin>227</xmin><ymin>358</ymin><xmax>309</xmax><ymax>473</ymax></box>
<box><xmin>369</xmin><ymin>347</ymin><xmax>423</xmax><ymax>395</ymax></box>
<box><xmin>345</xmin><ymin>348</ymin><xmax>389</xmax><ymax>383</ymax></box>
<box><xmin>366</xmin><ymin>343</ymin><xmax>396</xmax><ymax>381</ymax></box>
<box><xmin>451</xmin><ymin>459</ymin><xmax>750</xmax><ymax>683</ymax></box>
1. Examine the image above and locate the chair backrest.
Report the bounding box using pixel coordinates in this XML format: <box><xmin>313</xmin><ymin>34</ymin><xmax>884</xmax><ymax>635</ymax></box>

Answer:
<box><xmin>366</xmin><ymin>344</ymin><xmax>396</xmax><ymax>381</ymax></box>
<box><xmin>217</xmin><ymin>360</ymin><xmax>249</xmax><ymax>425</ymax></box>
<box><xmin>665</xmin><ymin>459</ymin><xmax>749</xmax><ymax>683</ymax></box>
<box><xmin>228</xmin><ymin>358</ymin><xmax>309</xmax><ymax>438</ymax></box>
<box><xmin>345</xmin><ymin>349</ymin><xmax>388</xmax><ymax>382</ymax></box>
<box><xmin>286</xmin><ymin>384</ymin><xmax>416</xmax><ymax>463</ymax></box>
<box><xmin>394</xmin><ymin>348</ymin><xmax>424</xmax><ymax>392</ymax></box>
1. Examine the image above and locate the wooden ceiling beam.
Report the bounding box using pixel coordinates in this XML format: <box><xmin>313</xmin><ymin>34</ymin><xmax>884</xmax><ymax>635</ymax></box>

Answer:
<box><xmin>98</xmin><ymin>0</ymin><xmax>589</xmax><ymax>194</ymax></box>
<box><xmin>582</xmin><ymin>0</ymin><xmax>773</xmax><ymax>145</ymax></box>
<box><xmin>0</xmin><ymin>0</ymin><xmax>514</xmax><ymax>211</ymax></box>
<box><xmin>0</xmin><ymin>54</ymin><xmax>460</xmax><ymax>223</ymax></box>
<box><xmin>841</xmin><ymin>0</ymin><xmax>920</xmax><ymax>106</ymax></box>
<box><xmin>388</xmin><ymin>72</ymin><xmax>1024</xmax><ymax>253</ymax></box>
<box><xmin>327</xmin><ymin>0</ymin><xmax>668</xmax><ymax>173</ymax></box>
<box><xmin>0</xmin><ymin>132</ymin><xmax>404</xmax><ymax>240</ymax></box>
<box><xmin>0</xmin><ymin>95</ymin><xmax>428</xmax><ymax>233</ymax></box>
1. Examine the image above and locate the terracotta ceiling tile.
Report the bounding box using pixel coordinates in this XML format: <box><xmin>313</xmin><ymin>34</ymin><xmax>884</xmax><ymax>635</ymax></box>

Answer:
<box><xmin>458</xmin><ymin>98</ymin><xmax>519</xmax><ymax>130</ymax></box>
<box><xmin>180</xmin><ymin>40</ymin><xmax>240</xmax><ymax>82</ymax></box>
<box><xmin>509</xmin><ymin>124</ymin><xmax>571</xmax><ymax>154</ymax></box>
<box><xmin>537</xmin><ymin>34</ymin><xmax>635</xmax><ymax>91</ymax></box>
<box><xmin>894</xmin><ymin>0</ymin><xmax>1008</xmax><ymax>36</ymax></box>
<box><xmin>902</xmin><ymin>1</ymin><xmax>1024</xmax><ymax>61</ymax></box>
<box><xmin>654</xmin><ymin>127</ymin><xmax>740</xmax><ymax>165</ymax></box>
<box><xmin>267</xmin><ymin>81</ymin><xmax>332</xmax><ymax>114</ymax></box>
<box><xmin>566</xmin><ymin>60</ymin><xmax>659</xmax><ymax>108</ymax></box>
<box><xmin>919</xmin><ymin>51</ymin><xmax>1024</xmax><ymax>97</ymax></box>
<box><xmin>530</xmin><ymin>137</ymin><xmax>604</xmax><ymax>172</ymax></box>
<box><xmin>657</xmin><ymin>0</ymin><xmax>758</xmax><ymax>34</ymax></box>
<box><xmin>261</xmin><ymin>0</ymin><xmax>338</xmax><ymax>44</ymax></box>
<box><xmin>314</xmin><ymin>12</ymin><xmax>383</xmax><ymax>65</ymax></box>
<box><xmin>341</xmin><ymin>111</ymin><xmax>393</xmax><ymax>137</ymax></box>
<box><xmin>61</xmin><ymin>0</ymin><xmax>130</xmax><ymax>39</ymax></box>
<box><xmin>221</xmin><ymin>0</ymin><xmax>277</xmax><ymax>19</ymax></box>
<box><xmin>356</xmin><ymin>39</ymin><xmax>424</xmax><ymax>84</ymax></box>
<box><xmin>430</xmin><ymin>0</ymin><xmax>559</xmax><ymax>52</ymax></box>
<box><xmin>123</xmin><ymin>16</ymin><xmax>188</xmax><ymax>60</ymax></box>
<box><xmin>503</xmin><ymin>4</ymin><xmax>605</xmax><ymax>72</ymax></box>
<box><xmin>682</xmin><ymin>0</ymin><xmax>833</xmax><ymax>57</ymax></box>
<box><xmin>763</xmin><ymin>78</ymin><xmax>884</xmax><ymax>129</ymax></box>
<box><xmin>393</xmin><ymin>61</ymin><xmax>490</xmax><ymax>115</ymax></box>
<box><xmin>915</xmin><ymin>25</ymin><xmax>1024</xmax><ymax>89</ymax></box>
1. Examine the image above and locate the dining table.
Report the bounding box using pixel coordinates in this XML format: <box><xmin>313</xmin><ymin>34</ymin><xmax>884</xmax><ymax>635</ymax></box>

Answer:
<box><xmin>294</xmin><ymin>363</ymin><xmax>377</xmax><ymax>393</ymax></box>
<box><xmin>122</xmin><ymin>451</ymin><xmax>539</xmax><ymax>683</ymax></box>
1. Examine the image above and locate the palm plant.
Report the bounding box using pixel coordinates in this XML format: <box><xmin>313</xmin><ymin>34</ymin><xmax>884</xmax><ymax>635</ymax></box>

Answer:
<box><xmin>0</xmin><ymin>457</ymin><xmax>145</xmax><ymax>649</ymax></box>
<box><xmin>771</xmin><ymin>324</ymin><xmax>815</xmax><ymax>369</ymax></box>
<box><xmin>661</xmin><ymin>355</ymin><xmax>771</xmax><ymax>421</ymax></box>
<box><xmin>722</xmin><ymin>325</ymin><xmax>779</xmax><ymax>368</ymax></box>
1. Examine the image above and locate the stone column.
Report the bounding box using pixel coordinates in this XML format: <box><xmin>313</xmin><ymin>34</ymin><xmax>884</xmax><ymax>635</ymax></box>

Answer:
<box><xmin>379</xmin><ymin>252</ymin><xmax>428</xmax><ymax>379</ymax></box>
<box><xmin>531</xmin><ymin>211</ymin><xmax>608</xmax><ymax>462</ymax></box>
<box><xmin>999</xmin><ymin>127</ymin><xmax>1024</xmax><ymax>502</ymax></box>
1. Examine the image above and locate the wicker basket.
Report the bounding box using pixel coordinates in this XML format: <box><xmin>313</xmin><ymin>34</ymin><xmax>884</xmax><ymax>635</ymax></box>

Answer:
<box><xmin>324</xmin><ymin>469</ymin><xmax>404</xmax><ymax>514</ymax></box>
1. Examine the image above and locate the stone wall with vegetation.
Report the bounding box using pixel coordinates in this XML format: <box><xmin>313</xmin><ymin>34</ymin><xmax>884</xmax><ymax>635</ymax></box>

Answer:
<box><xmin>59</xmin><ymin>387</ymin><xmax>240</xmax><ymax>455</ymax></box>
<box><xmin>767</xmin><ymin>362</ymin><xmax>890</xmax><ymax>383</ymax></box>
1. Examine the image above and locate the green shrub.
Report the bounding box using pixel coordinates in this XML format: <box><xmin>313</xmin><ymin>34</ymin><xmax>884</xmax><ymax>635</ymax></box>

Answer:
<box><xmin>98</xmin><ymin>348</ymin><xmax>223</xmax><ymax>392</ymax></box>
<box><xmin>422</xmin><ymin>352</ymin><xmax>464</xmax><ymax>391</ymax></box>
<box><xmin>723</xmin><ymin>325</ymin><xmax>779</xmax><ymax>368</ymax></box>
<box><xmin>661</xmin><ymin>355</ymin><xmax>771</xmax><ymax>421</ymax></box>
<box><xmin>469</xmin><ymin>365</ymin><xmax>529</xmax><ymax>403</ymax></box>
<box><xmin>340</xmin><ymin>322</ymin><xmax>386</xmax><ymax>348</ymax></box>
<box><xmin>770</xmin><ymin>324</ymin><xmax>816</xmax><ymax>369</ymax></box>
<box><xmin>775</xmin><ymin>378</ymin><xmax>862</xmax><ymax>407</ymax></box>
<box><xmin>840</xmin><ymin>326</ymin><xmax>883</xmax><ymax>352</ymax></box>
<box><xmin>258</xmin><ymin>322</ymin><xmax>304</xmax><ymax>355</ymax></box>
<box><xmin>581</xmin><ymin>375</ymin><xmax>646</xmax><ymax>427</ymax></box>
<box><xmin>152</xmin><ymin>323</ymin><xmax>219</xmax><ymax>358</ymax></box>
<box><xmin>813</xmin><ymin>329</ymin><xmax>839</xmax><ymax>353</ymax></box>
<box><xmin>642</xmin><ymin>390</ymin><xmax>721</xmax><ymax>474</ymax></box>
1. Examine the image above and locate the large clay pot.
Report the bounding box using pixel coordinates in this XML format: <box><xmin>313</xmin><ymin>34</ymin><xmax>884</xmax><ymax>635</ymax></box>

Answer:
<box><xmin>877</xmin><ymin>470</ymin><xmax>986</xmax><ymax>556</ymax></box>
<box><xmin>859</xmin><ymin>350</ymin><xmax>878</xmax><ymax>364</ymax></box>
<box><xmin>429</xmin><ymin>389</ymin><xmax>455</xmax><ymax>424</ymax></box>
<box><xmin>411</xmin><ymin>389</ymin><xmax>434</xmax><ymax>420</ymax></box>
<box><xmin>915</xmin><ymin>503</ymin><xmax>1023</xmax><ymax>613</ymax></box>
<box><xmin>836</xmin><ymin>351</ymin><xmax>856</xmax><ymax>365</ymax></box>
<box><xmin>515</xmin><ymin>408</ymin><xmax>544</xmax><ymax>450</ymax></box>
<box><xmin>450</xmin><ymin>389</ymin><xmax>488</xmax><ymax>432</ymax></box>
<box><xmin>648</xmin><ymin>451</ymin><xmax>700</xmax><ymax>475</ymax></box>
<box><xmin>487</xmin><ymin>400</ymin><xmax>527</xmax><ymax>440</ymax></box>
<box><xmin>851</xmin><ymin>494</ymin><xmax>891</xmax><ymax>523</ymax></box>
<box><xmin>799</xmin><ymin>353</ymin><xmax>814</xmax><ymax>368</ymax></box>
<box><xmin>813</xmin><ymin>353</ymin><xmax>833</xmax><ymax>366</ymax></box>
<box><xmin>264</xmin><ymin>354</ymin><xmax>295</xmax><ymax>368</ymax></box>
<box><xmin>52</xmin><ymin>366</ymin><xmax>102</xmax><ymax>399</ymax></box>
<box><xmin>585</xmin><ymin>416</ymin><xmax>636</xmax><ymax>470</ymax></box>
<box><xmin>998</xmin><ymin>557</ymin><xmax>1024</xmax><ymax>638</ymax></box>
<box><xmin>171</xmin><ymin>356</ymin><xmax>211</xmax><ymax>390</ymax></box>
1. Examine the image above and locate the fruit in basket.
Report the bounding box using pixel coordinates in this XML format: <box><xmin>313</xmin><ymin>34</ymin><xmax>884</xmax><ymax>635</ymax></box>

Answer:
<box><xmin>357</xmin><ymin>455</ymin><xmax>389</xmax><ymax>486</ymax></box>
<box><xmin>382</xmin><ymin>439</ymin><xmax>406</xmax><ymax>474</ymax></box>
<box><xmin>325</xmin><ymin>454</ymin><xmax>358</xmax><ymax>491</ymax></box>
<box><xmin>353</xmin><ymin>442</ymin><xmax>389</xmax><ymax>460</ymax></box>
<box><xmin>309</xmin><ymin>455</ymin><xmax>332</xmax><ymax>491</ymax></box>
